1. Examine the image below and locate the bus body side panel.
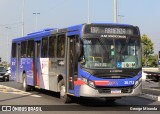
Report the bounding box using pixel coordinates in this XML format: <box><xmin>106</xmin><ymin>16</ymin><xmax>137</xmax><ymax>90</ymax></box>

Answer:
<box><xmin>19</xmin><ymin>58</ymin><xmax>25</xmax><ymax>83</ymax></box>
<box><xmin>11</xmin><ymin>58</ymin><xmax>16</xmax><ymax>80</ymax></box>
<box><xmin>20</xmin><ymin>58</ymin><xmax>29</xmax><ymax>83</ymax></box>
<box><xmin>36</xmin><ymin>58</ymin><xmax>41</xmax><ymax>87</ymax></box>
<box><xmin>52</xmin><ymin>58</ymin><xmax>65</xmax><ymax>91</ymax></box>
<box><xmin>74</xmin><ymin>63</ymin><xmax>83</xmax><ymax>97</ymax></box>
<box><xmin>26</xmin><ymin>58</ymin><xmax>34</xmax><ymax>86</ymax></box>
<box><xmin>40</xmin><ymin>58</ymin><xmax>49</xmax><ymax>90</ymax></box>
<box><xmin>48</xmin><ymin>58</ymin><xmax>58</xmax><ymax>92</ymax></box>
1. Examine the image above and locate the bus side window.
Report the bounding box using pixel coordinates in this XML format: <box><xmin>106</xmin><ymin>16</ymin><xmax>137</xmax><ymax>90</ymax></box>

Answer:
<box><xmin>27</xmin><ymin>40</ymin><xmax>34</xmax><ymax>58</ymax></box>
<box><xmin>12</xmin><ymin>43</ymin><xmax>17</xmax><ymax>58</ymax></box>
<box><xmin>49</xmin><ymin>35</ymin><xmax>56</xmax><ymax>57</ymax></box>
<box><xmin>57</xmin><ymin>34</ymin><xmax>65</xmax><ymax>58</ymax></box>
<box><xmin>41</xmin><ymin>37</ymin><xmax>49</xmax><ymax>58</ymax></box>
<box><xmin>21</xmin><ymin>41</ymin><xmax>27</xmax><ymax>58</ymax></box>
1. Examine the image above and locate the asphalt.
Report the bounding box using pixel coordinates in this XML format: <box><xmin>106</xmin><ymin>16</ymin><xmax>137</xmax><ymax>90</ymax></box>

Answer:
<box><xmin>0</xmin><ymin>80</ymin><xmax>160</xmax><ymax>114</ymax></box>
<box><xmin>140</xmin><ymin>80</ymin><xmax>160</xmax><ymax>101</ymax></box>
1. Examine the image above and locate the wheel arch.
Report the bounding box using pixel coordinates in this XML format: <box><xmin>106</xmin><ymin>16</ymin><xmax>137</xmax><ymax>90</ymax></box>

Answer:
<box><xmin>57</xmin><ymin>74</ymin><xmax>64</xmax><ymax>91</ymax></box>
<box><xmin>21</xmin><ymin>70</ymin><xmax>26</xmax><ymax>83</ymax></box>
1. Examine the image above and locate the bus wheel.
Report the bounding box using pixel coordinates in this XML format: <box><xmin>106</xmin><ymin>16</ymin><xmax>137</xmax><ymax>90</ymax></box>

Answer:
<box><xmin>59</xmin><ymin>80</ymin><xmax>72</xmax><ymax>103</ymax></box>
<box><xmin>22</xmin><ymin>74</ymin><xmax>31</xmax><ymax>92</ymax></box>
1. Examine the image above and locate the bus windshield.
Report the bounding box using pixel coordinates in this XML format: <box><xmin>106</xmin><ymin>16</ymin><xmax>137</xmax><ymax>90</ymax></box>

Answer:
<box><xmin>81</xmin><ymin>37</ymin><xmax>141</xmax><ymax>69</ymax></box>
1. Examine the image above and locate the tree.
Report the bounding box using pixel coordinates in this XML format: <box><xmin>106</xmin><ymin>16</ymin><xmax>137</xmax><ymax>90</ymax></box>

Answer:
<box><xmin>141</xmin><ymin>34</ymin><xmax>154</xmax><ymax>66</ymax></box>
<box><xmin>148</xmin><ymin>54</ymin><xmax>158</xmax><ymax>67</ymax></box>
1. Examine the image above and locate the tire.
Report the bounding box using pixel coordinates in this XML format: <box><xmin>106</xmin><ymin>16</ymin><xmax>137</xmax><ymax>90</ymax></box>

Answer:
<box><xmin>22</xmin><ymin>74</ymin><xmax>31</xmax><ymax>92</ymax></box>
<box><xmin>3</xmin><ymin>76</ymin><xmax>9</xmax><ymax>82</ymax></box>
<box><xmin>58</xmin><ymin>79</ymin><xmax>72</xmax><ymax>103</ymax></box>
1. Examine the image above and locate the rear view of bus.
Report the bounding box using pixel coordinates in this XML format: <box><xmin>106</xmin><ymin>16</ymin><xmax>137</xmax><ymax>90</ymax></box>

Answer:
<box><xmin>77</xmin><ymin>24</ymin><xmax>142</xmax><ymax>101</ymax></box>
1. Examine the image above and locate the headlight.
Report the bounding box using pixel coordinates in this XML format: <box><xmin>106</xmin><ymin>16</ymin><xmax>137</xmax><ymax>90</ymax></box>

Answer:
<box><xmin>81</xmin><ymin>76</ymin><xmax>88</xmax><ymax>84</ymax></box>
<box><xmin>134</xmin><ymin>77</ymin><xmax>142</xmax><ymax>88</ymax></box>
<box><xmin>81</xmin><ymin>76</ymin><xmax>95</xmax><ymax>88</ymax></box>
<box><xmin>88</xmin><ymin>80</ymin><xmax>95</xmax><ymax>88</ymax></box>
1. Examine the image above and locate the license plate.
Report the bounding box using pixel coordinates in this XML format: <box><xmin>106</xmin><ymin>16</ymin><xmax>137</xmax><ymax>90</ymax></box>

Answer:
<box><xmin>111</xmin><ymin>89</ymin><xmax>121</xmax><ymax>94</ymax></box>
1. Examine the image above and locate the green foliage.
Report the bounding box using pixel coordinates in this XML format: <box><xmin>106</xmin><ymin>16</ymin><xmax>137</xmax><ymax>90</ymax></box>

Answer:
<box><xmin>141</xmin><ymin>34</ymin><xmax>157</xmax><ymax>67</ymax></box>
<box><xmin>148</xmin><ymin>54</ymin><xmax>158</xmax><ymax>67</ymax></box>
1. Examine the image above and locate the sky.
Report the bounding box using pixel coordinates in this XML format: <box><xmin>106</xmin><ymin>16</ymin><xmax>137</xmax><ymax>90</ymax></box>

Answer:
<box><xmin>0</xmin><ymin>0</ymin><xmax>160</xmax><ymax>62</ymax></box>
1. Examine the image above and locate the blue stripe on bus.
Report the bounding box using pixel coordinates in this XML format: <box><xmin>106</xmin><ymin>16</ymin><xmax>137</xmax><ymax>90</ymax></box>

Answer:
<box><xmin>79</xmin><ymin>68</ymin><xmax>142</xmax><ymax>87</ymax></box>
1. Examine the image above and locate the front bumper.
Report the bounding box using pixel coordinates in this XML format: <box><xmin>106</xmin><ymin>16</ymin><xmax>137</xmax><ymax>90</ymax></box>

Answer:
<box><xmin>79</xmin><ymin>83</ymin><xmax>142</xmax><ymax>97</ymax></box>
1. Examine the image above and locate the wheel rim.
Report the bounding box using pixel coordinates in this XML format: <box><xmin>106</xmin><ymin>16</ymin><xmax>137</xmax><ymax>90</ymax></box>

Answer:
<box><xmin>60</xmin><ymin>85</ymin><xmax>65</xmax><ymax>98</ymax></box>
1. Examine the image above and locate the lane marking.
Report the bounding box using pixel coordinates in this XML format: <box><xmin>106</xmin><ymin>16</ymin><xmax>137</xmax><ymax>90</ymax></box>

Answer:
<box><xmin>0</xmin><ymin>85</ymin><xmax>41</xmax><ymax>98</ymax></box>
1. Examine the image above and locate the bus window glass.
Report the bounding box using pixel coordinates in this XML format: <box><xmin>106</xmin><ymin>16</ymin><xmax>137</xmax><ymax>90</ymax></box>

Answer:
<box><xmin>81</xmin><ymin>37</ymin><xmax>141</xmax><ymax>69</ymax></box>
<box><xmin>115</xmin><ymin>38</ymin><xmax>141</xmax><ymax>68</ymax></box>
<box><xmin>57</xmin><ymin>34</ymin><xmax>65</xmax><ymax>58</ymax></box>
<box><xmin>27</xmin><ymin>40</ymin><xmax>34</xmax><ymax>58</ymax></box>
<box><xmin>49</xmin><ymin>35</ymin><xmax>56</xmax><ymax>57</ymax></box>
<box><xmin>12</xmin><ymin>43</ymin><xmax>17</xmax><ymax>58</ymax></box>
<box><xmin>21</xmin><ymin>41</ymin><xmax>27</xmax><ymax>58</ymax></box>
<box><xmin>81</xmin><ymin>38</ymin><xmax>114</xmax><ymax>69</ymax></box>
<box><xmin>41</xmin><ymin>37</ymin><xmax>48</xmax><ymax>58</ymax></box>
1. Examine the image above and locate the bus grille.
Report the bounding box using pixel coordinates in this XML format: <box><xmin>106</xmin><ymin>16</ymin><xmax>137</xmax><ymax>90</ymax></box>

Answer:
<box><xmin>97</xmin><ymin>86</ymin><xmax>133</xmax><ymax>94</ymax></box>
<box><xmin>96</xmin><ymin>75</ymin><xmax>132</xmax><ymax>79</ymax></box>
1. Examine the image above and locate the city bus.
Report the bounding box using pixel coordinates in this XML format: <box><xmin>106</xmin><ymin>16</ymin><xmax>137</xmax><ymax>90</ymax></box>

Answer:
<box><xmin>11</xmin><ymin>23</ymin><xmax>142</xmax><ymax>103</ymax></box>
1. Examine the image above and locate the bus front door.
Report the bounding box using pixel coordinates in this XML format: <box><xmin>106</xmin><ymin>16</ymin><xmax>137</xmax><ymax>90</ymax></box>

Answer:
<box><xmin>67</xmin><ymin>36</ymin><xmax>78</xmax><ymax>94</ymax></box>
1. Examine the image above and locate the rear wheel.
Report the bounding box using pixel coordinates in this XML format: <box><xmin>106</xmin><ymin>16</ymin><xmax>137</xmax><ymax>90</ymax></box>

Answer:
<box><xmin>58</xmin><ymin>79</ymin><xmax>72</xmax><ymax>103</ymax></box>
<box><xmin>22</xmin><ymin>74</ymin><xmax>31</xmax><ymax>91</ymax></box>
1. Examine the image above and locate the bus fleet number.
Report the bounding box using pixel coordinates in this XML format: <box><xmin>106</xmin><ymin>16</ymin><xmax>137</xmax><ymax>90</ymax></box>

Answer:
<box><xmin>124</xmin><ymin>81</ymin><xmax>134</xmax><ymax>85</ymax></box>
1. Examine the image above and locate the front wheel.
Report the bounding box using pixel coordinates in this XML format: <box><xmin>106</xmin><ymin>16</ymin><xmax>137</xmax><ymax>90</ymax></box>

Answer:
<box><xmin>58</xmin><ymin>79</ymin><xmax>72</xmax><ymax>103</ymax></box>
<box><xmin>22</xmin><ymin>74</ymin><xmax>31</xmax><ymax>91</ymax></box>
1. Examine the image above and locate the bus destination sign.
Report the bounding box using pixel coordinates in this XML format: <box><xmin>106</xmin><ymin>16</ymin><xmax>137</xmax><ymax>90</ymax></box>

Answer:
<box><xmin>84</xmin><ymin>25</ymin><xmax>138</xmax><ymax>35</ymax></box>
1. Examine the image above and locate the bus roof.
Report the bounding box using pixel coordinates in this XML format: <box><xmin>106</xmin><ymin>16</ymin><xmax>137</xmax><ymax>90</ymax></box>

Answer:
<box><xmin>12</xmin><ymin>28</ymin><xmax>57</xmax><ymax>42</ymax></box>
<box><xmin>12</xmin><ymin>23</ymin><xmax>137</xmax><ymax>42</ymax></box>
